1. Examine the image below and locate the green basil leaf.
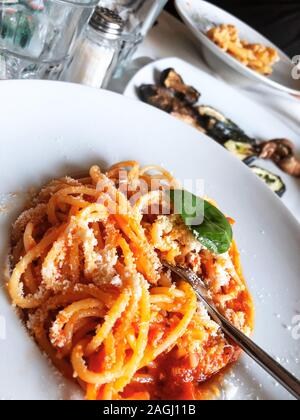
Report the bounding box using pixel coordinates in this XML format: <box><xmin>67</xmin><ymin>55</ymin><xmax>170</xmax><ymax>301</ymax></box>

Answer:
<box><xmin>169</xmin><ymin>189</ymin><xmax>233</xmax><ymax>254</ymax></box>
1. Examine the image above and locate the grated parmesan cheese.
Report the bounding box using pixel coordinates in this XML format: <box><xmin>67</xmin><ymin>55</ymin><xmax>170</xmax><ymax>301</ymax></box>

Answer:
<box><xmin>111</xmin><ymin>275</ymin><xmax>122</xmax><ymax>287</ymax></box>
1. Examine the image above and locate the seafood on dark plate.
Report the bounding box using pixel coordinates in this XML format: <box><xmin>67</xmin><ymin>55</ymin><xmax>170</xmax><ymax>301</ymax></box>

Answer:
<box><xmin>160</xmin><ymin>68</ymin><xmax>200</xmax><ymax>105</ymax></box>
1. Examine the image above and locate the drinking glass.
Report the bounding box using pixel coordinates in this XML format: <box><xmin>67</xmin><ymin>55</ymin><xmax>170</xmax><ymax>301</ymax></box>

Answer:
<box><xmin>98</xmin><ymin>0</ymin><xmax>168</xmax><ymax>76</ymax></box>
<box><xmin>0</xmin><ymin>0</ymin><xmax>98</xmax><ymax>80</ymax></box>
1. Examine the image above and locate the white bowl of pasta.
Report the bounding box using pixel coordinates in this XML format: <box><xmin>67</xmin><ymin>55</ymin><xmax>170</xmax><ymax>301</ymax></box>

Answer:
<box><xmin>0</xmin><ymin>80</ymin><xmax>299</xmax><ymax>400</ymax></box>
<box><xmin>175</xmin><ymin>0</ymin><xmax>300</xmax><ymax>95</ymax></box>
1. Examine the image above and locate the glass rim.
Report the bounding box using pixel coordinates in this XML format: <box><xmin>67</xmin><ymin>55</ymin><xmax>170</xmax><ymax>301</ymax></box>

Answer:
<box><xmin>0</xmin><ymin>0</ymin><xmax>98</xmax><ymax>8</ymax></box>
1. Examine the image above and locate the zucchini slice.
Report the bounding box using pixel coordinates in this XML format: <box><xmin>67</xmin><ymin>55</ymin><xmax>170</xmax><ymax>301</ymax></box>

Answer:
<box><xmin>250</xmin><ymin>166</ymin><xmax>286</xmax><ymax>197</ymax></box>
<box><xmin>224</xmin><ymin>140</ymin><xmax>257</xmax><ymax>165</ymax></box>
<box><xmin>138</xmin><ymin>84</ymin><xmax>175</xmax><ymax>113</ymax></box>
<box><xmin>198</xmin><ymin>105</ymin><xmax>256</xmax><ymax>145</ymax></box>
<box><xmin>138</xmin><ymin>84</ymin><xmax>205</xmax><ymax>132</ymax></box>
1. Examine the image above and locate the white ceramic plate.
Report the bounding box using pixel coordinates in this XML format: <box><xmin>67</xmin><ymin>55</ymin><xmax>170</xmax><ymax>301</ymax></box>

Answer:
<box><xmin>124</xmin><ymin>57</ymin><xmax>300</xmax><ymax>222</ymax></box>
<box><xmin>0</xmin><ymin>81</ymin><xmax>299</xmax><ymax>400</ymax></box>
<box><xmin>175</xmin><ymin>0</ymin><xmax>300</xmax><ymax>95</ymax></box>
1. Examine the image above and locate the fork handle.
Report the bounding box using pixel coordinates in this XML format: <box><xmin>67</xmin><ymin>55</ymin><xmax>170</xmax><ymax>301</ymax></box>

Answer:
<box><xmin>196</xmin><ymin>290</ymin><xmax>300</xmax><ymax>400</ymax></box>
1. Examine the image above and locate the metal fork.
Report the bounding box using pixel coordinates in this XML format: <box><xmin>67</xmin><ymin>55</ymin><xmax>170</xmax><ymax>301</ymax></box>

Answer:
<box><xmin>163</xmin><ymin>261</ymin><xmax>300</xmax><ymax>400</ymax></box>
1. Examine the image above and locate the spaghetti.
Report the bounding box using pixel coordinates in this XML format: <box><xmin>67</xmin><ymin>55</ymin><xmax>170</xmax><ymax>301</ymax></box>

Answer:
<box><xmin>8</xmin><ymin>161</ymin><xmax>254</xmax><ymax>400</ymax></box>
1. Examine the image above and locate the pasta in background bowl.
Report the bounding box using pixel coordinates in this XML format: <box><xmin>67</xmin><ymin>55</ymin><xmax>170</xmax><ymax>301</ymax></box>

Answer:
<box><xmin>207</xmin><ymin>24</ymin><xmax>279</xmax><ymax>76</ymax></box>
<box><xmin>175</xmin><ymin>0</ymin><xmax>300</xmax><ymax>94</ymax></box>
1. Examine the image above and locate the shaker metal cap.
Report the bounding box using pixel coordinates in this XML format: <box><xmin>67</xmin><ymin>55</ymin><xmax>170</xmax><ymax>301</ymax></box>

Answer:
<box><xmin>89</xmin><ymin>7</ymin><xmax>124</xmax><ymax>39</ymax></box>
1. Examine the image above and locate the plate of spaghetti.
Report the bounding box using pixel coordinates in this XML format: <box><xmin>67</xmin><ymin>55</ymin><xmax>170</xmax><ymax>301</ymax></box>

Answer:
<box><xmin>0</xmin><ymin>81</ymin><xmax>299</xmax><ymax>400</ymax></box>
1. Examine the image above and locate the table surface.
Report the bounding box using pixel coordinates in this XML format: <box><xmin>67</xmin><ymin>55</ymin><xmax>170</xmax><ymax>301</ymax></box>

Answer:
<box><xmin>110</xmin><ymin>11</ymin><xmax>300</xmax><ymax>222</ymax></box>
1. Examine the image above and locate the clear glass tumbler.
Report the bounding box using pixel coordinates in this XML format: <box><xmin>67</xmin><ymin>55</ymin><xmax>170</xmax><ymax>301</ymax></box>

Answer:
<box><xmin>0</xmin><ymin>0</ymin><xmax>98</xmax><ymax>80</ymax></box>
<box><xmin>98</xmin><ymin>0</ymin><xmax>168</xmax><ymax>77</ymax></box>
